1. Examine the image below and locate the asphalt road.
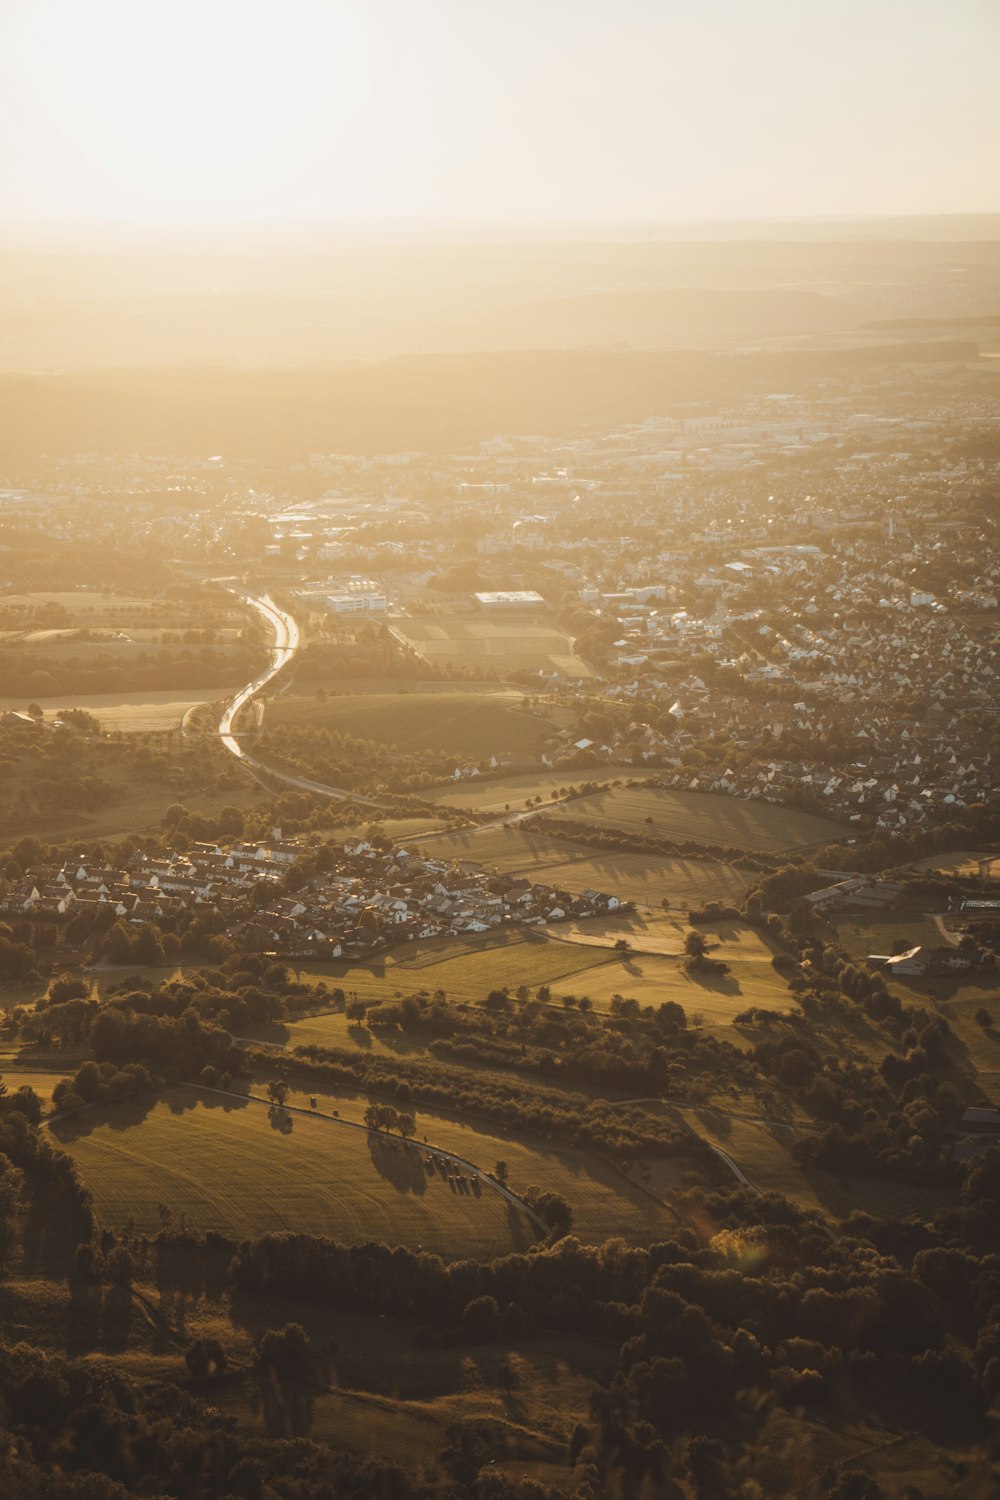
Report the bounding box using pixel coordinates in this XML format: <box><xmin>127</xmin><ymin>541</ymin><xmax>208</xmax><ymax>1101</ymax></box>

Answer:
<box><xmin>218</xmin><ymin>588</ymin><xmax>385</xmax><ymax>807</ymax></box>
<box><xmin>218</xmin><ymin>589</ymin><xmax>299</xmax><ymax>759</ymax></box>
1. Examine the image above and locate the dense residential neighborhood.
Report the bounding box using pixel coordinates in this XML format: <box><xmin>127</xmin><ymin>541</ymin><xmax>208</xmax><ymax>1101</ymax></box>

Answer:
<box><xmin>1</xmin><ymin>837</ymin><xmax>628</xmax><ymax>960</ymax></box>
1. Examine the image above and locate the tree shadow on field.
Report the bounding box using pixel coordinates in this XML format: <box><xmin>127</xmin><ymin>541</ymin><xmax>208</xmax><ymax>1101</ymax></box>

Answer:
<box><xmin>20</xmin><ymin>1186</ymin><xmax>93</xmax><ymax>1280</ymax></box>
<box><xmin>98</xmin><ymin>1283</ymin><xmax>134</xmax><ymax>1352</ymax></box>
<box><xmin>65</xmin><ymin>1273</ymin><xmax>105</xmax><ymax>1356</ymax></box>
<box><xmin>49</xmin><ymin>1091</ymin><xmax>159</xmax><ymax>1144</ymax></box>
<box><xmin>153</xmin><ymin>1238</ymin><xmax>232</xmax><ymax>1304</ymax></box>
<box><xmin>506</xmin><ymin>1199</ymin><xmax>538</xmax><ymax>1251</ymax></box>
<box><xmin>704</xmin><ymin>921</ymin><xmax>742</xmax><ymax>944</ymax></box>
<box><xmin>242</xmin><ymin>1020</ymin><xmax>291</xmax><ymax>1047</ymax></box>
<box><xmin>252</xmin><ymin>1367</ymin><xmax>317</xmax><ymax>1440</ymax></box>
<box><xmin>366</xmin><ymin>1133</ymin><xmax>426</xmax><ymax>1196</ymax></box>
<box><xmin>681</xmin><ymin>968</ymin><xmax>742</xmax><ymax>998</ymax></box>
<box><xmin>693</xmin><ymin>1106</ymin><xmax>734</xmax><ymax>1143</ymax></box>
<box><xmin>268</xmin><ymin>1105</ymin><xmax>294</xmax><ymax>1134</ymax></box>
<box><xmin>179</xmin><ymin>1088</ymin><xmax>251</xmax><ymax>1116</ymax></box>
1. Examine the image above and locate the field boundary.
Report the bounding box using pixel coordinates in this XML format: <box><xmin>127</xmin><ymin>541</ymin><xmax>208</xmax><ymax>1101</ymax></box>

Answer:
<box><xmin>176</xmin><ymin>1081</ymin><xmax>553</xmax><ymax>1236</ymax></box>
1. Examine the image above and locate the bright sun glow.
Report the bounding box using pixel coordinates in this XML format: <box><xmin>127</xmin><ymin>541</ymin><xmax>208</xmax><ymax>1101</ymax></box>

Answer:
<box><xmin>13</xmin><ymin>0</ymin><xmax>371</xmax><ymax>218</ymax></box>
<box><xmin>1</xmin><ymin>0</ymin><xmax>997</xmax><ymax>226</ymax></box>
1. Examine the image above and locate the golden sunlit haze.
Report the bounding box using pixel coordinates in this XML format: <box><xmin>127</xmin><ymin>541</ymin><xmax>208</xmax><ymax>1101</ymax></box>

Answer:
<box><xmin>0</xmin><ymin>0</ymin><xmax>998</xmax><ymax>228</ymax></box>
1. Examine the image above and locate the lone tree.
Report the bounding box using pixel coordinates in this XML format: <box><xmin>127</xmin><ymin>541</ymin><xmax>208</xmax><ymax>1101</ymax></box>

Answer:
<box><xmin>267</xmin><ymin>1080</ymin><xmax>289</xmax><ymax>1108</ymax></box>
<box><xmin>684</xmin><ymin>930</ymin><xmax>707</xmax><ymax>961</ymax></box>
<box><xmin>613</xmin><ymin>938</ymin><xmax>632</xmax><ymax>954</ymax></box>
<box><xmin>494</xmin><ymin>1160</ymin><xmax>509</xmax><ymax>1186</ymax></box>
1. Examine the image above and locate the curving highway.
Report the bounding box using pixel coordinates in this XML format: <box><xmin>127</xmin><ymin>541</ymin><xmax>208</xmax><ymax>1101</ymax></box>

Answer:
<box><xmin>219</xmin><ymin>589</ymin><xmax>299</xmax><ymax>759</ymax></box>
<box><xmin>218</xmin><ymin>588</ymin><xmax>384</xmax><ymax>807</ymax></box>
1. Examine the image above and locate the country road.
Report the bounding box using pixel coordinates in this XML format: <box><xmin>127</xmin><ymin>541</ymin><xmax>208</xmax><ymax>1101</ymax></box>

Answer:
<box><xmin>218</xmin><ymin>588</ymin><xmax>385</xmax><ymax>808</ymax></box>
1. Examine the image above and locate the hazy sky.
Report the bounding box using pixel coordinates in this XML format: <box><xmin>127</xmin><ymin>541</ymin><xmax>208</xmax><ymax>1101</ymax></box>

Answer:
<box><xmin>1</xmin><ymin>0</ymin><xmax>997</xmax><ymax>230</ymax></box>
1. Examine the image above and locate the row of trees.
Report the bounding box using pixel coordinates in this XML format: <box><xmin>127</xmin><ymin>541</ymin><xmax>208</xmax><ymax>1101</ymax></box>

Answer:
<box><xmin>363</xmin><ymin>1102</ymin><xmax>417</xmax><ymax>1138</ymax></box>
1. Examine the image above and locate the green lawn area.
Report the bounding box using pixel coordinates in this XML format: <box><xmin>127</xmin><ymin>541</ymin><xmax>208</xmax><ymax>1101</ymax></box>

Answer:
<box><xmin>831</xmin><ymin>909</ymin><xmax>950</xmax><ymax>961</ymax></box>
<box><xmin>677</xmin><ymin>1107</ymin><xmax>956</xmax><ymax>1225</ymax></box>
<box><xmin>294</xmin><ymin>928</ymin><xmax>620</xmax><ymax>1007</ymax></box>
<box><xmin>545</xmin><ymin>784</ymin><xmax>849</xmax><ymax>853</ymax></box>
<box><xmin>53</xmin><ymin>1079</ymin><xmax>680</xmax><ymax>1251</ymax></box>
<box><xmin>52</xmin><ymin>1086</ymin><xmax>538</xmax><ymax>1256</ymax></box>
<box><xmin>265</xmin><ymin>687</ymin><xmax>562</xmax><ymax>762</ymax></box>
<box><xmin>416</xmin><ymin>824</ymin><xmax>751</xmax><ymax>908</ymax></box>
<box><xmin>431</xmin><ymin>772</ymin><xmax>628</xmax><ymax>813</ymax></box>
<box><xmin>272</xmin><ymin>1079</ymin><xmax>681</xmax><ymax>1247</ymax></box>
<box><xmin>390</xmin><ymin>613</ymin><xmax>593</xmax><ymax>678</ymax></box>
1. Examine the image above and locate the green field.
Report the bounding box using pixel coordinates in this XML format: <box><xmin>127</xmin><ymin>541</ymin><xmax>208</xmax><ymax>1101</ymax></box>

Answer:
<box><xmin>53</xmin><ymin>1080</ymin><xmax>680</xmax><ymax>1250</ymax></box>
<box><xmin>292</xmin><ymin>923</ymin><xmax>787</xmax><ymax>1023</ymax></box>
<box><xmin>544</xmin><ymin>784</ymin><xmax>849</xmax><ymax>853</ymax></box>
<box><xmin>273</xmin><ymin>1080</ymin><xmax>681</xmax><ymax>1246</ymax></box>
<box><xmin>431</xmin><ymin>771</ymin><xmax>628</xmax><ymax>812</ymax></box>
<box><xmin>292</xmin><ymin>927</ymin><xmax>623</xmax><ymax>1006</ymax></box>
<box><xmin>677</xmin><ymin>1107</ymin><xmax>956</xmax><ymax>1225</ymax></box>
<box><xmin>416</xmin><ymin>824</ymin><xmax>751</xmax><ymax>908</ymax></box>
<box><xmin>390</xmin><ymin>613</ymin><xmax>593</xmax><ymax>678</ymax></box>
<box><xmin>53</xmin><ymin>1087</ymin><xmax>540</xmax><ymax>1255</ymax></box>
<box><xmin>265</xmin><ymin>687</ymin><xmax>562</xmax><ymax>762</ymax></box>
<box><xmin>0</xmin><ymin>743</ymin><xmax>261</xmax><ymax>842</ymax></box>
<box><xmin>831</xmin><ymin>909</ymin><xmax>951</xmax><ymax>961</ymax></box>
<box><xmin>211</xmin><ymin>1306</ymin><xmax>602</xmax><ymax>1473</ymax></box>
<box><xmin>280</xmin><ymin>917</ymin><xmax>794</xmax><ymax>1034</ymax></box>
<box><xmin>908</xmin><ymin>848</ymin><xmax>999</xmax><ymax>879</ymax></box>
<box><xmin>0</xmin><ymin>689</ymin><xmax>218</xmax><ymax>732</ymax></box>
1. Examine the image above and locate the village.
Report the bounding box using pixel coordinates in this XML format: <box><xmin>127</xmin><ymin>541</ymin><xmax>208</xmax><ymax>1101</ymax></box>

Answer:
<box><xmin>0</xmin><ymin>835</ymin><xmax>629</xmax><ymax>961</ymax></box>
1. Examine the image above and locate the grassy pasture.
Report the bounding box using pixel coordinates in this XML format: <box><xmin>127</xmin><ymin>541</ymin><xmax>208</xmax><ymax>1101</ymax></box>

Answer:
<box><xmin>678</xmin><ymin>1108</ymin><xmax>956</xmax><ymax>1225</ymax></box>
<box><xmin>391</xmin><ymin>613</ymin><xmax>593</xmax><ymax>678</ymax></box>
<box><xmin>574</xmin><ymin>919</ymin><xmax>796</xmax><ymax>1022</ymax></box>
<box><xmin>823</xmin><ymin>910</ymin><xmax>1000</xmax><ymax>1085</ymax></box>
<box><xmin>0</xmin><ymin>1068</ymin><xmax>71</xmax><ymax>1105</ymax></box>
<box><xmin>431</xmin><ymin>772</ymin><xmax>628</xmax><ymax>812</ymax></box>
<box><xmin>271</xmin><ymin>1079</ymin><xmax>681</xmax><ymax>1247</ymax></box>
<box><xmin>0</xmin><ymin>747</ymin><xmax>260</xmax><ymax>842</ymax></box>
<box><xmin>416</xmin><ymin>824</ymin><xmax>751</xmax><ymax>908</ymax></box>
<box><xmin>210</xmin><ymin>1304</ymin><xmax>602</xmax><ymax>1471</ymax></box>
<box><xmin>544</xmin><ymin>911</ymin><xmax>689</xmax><ymax>954</ymax></box>
<box><xmin>266</xmin><ymin>688</ymin><xmax>560</xmax><ymax>762</ymax></box>
<box><xmin>0</xmin><ymin>690</ymin><xmax>218</xmax><ymax>732</ymax></box>
<box><xmin>53</xmin><ymin>1086</ymin><xmax>539</xmax><ymax>1256</ymax></box>
<box><xmin>0</xmin><ymin>590</ymin><xmax>159</xmax><ymax>618</ymax></box>
<box><xmin>284</xmin><ymin>917</ymin><xmax>793</xmax><ymax>1027</ymax></box>
<box><xmin>831</xmin><ymin>909</ymin><xmax>953</xmax><ymax>961</ymax></box>
<box><xmin>544</xmin><ymin>784</ymin><xmax>849</xmax><ymax>853</ymax></box>
<box><xmin>293</xmin><ymin>928</ymin><xmax>620</xmax><ymax>1007</ymax></box>
<box><xmin>907</xmin><ymin>848</ymin><xmax>999</xmax><ymax>879</ymax></box>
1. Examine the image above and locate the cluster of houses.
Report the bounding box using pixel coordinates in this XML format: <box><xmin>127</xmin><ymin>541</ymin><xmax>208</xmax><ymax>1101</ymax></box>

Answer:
<box><xmin>7</xmin><ymin>367</ymin><xmax>997</xmax><ymax>849</ymax></box>
<box><xmin>1</xmin><ymin>837</ymin><xmax>628</xmax><ymax>960</ymax></box>
<box><xmin>866</xmin><ymin>943</ymin><xmax>988</xmax><ymax>978</ymax></box>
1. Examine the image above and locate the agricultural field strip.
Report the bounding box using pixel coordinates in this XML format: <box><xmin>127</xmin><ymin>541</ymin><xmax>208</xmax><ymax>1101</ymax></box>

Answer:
<box><xmin>54</xmin><ymin>1093</ymin><xmax>540</xmax><ymax>1254</ymax></box>
<box><xmin>66</xmin><ymin>1082</ymin><xmax>553</xmax><ymax>1236</ymax></box>
<box><xmin>270</xmin><ymin>1078</ymin><xmax>681</xmax><ymax>1244</ymax></box>
<box><xmin>414</xmin><ymin>827</ymin><xmax>751</xmax><ymax>905</ymax></box>
<box><xmin>268</xmin><ymin>689</ymin><xmax>556</xmax><ymax>760</ymax></box>
<box><xmin>541</xmin><ymin>785</ymin><xmax>849</xmax><ymax>854</ymax></box>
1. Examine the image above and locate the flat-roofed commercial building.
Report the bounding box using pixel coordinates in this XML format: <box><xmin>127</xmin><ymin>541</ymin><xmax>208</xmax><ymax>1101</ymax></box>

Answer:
<box><xmin>473</xmin><ymin>590</ymin><xmax>546</xmax><ymax>611</ymax></box>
